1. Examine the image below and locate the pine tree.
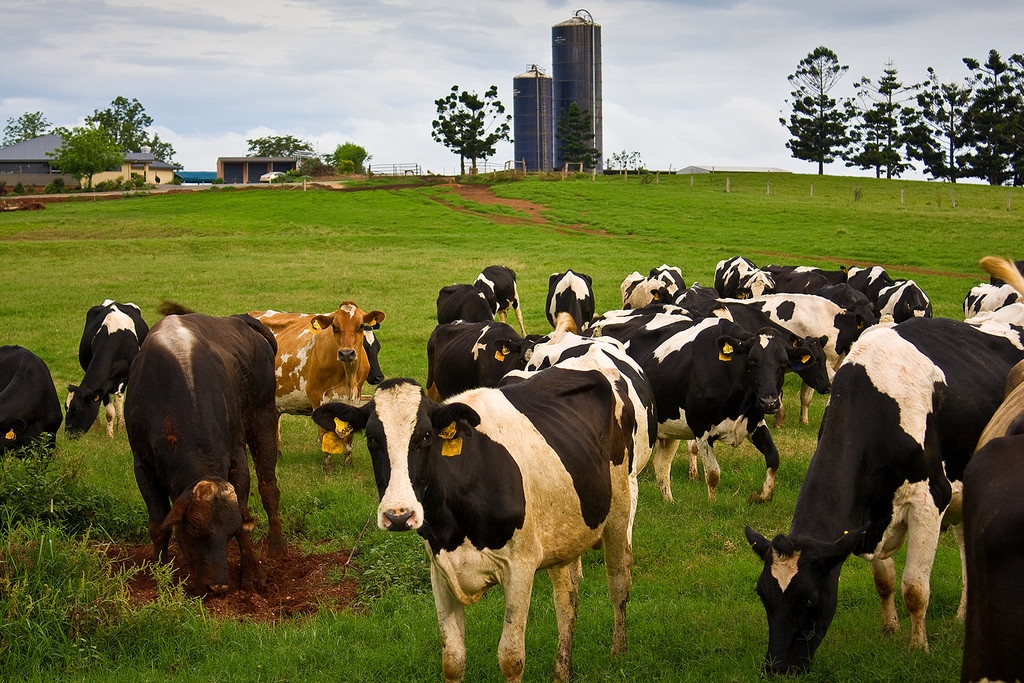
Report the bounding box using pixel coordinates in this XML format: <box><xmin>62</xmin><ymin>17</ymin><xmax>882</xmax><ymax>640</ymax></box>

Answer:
<box><xmin>556</xmin><ymin>103</ymin><xmax>601</xmax><ymax>170</ymax></box>
<box><xmin>780</xmin><ymin>46</ymin><xmax>852</xmax><ymax>175</ymax></box>
<box><xmin>844</xmin><ymin>62</ymin><xmax>919</xmax><ymax>179</ymax></box>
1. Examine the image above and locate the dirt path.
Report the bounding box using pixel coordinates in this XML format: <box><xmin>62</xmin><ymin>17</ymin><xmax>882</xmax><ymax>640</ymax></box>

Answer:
<box><xmin>438</xmin><ymin>184</ymin><xmax>606</xmax><ymax>235</ymax></box>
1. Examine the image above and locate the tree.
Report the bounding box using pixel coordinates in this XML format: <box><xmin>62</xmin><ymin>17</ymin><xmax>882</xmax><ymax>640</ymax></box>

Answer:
<box><xmin>905</xmin><ymin>67</ymin><xmax>974</xmax><ymax>183</ymax></box>
<box><xmin>3</xmin><ymin>111</ymin><xmax>51</xmax><ymax>146</ymax></box>
<box><xmin>961</xmin><ymin>50</ymin><xmax>1024</xmax><ymax>185</ymax></box>
<box><xmin>431</xmin><ymin>85</ymin><xmax>511</xmax><ymax>175</ymax></box>
<box><xmin>48</xmin><ymin>125</ymin><xmax>124</xmax><ymax>190</ymax></box>
<box><xmin>780</xmin><ymin>46</ymin><xmax>852</xmax><ymax>175</ymax></box>
<box><xmin>246</xmin><ymin>135</ymin><xmax>314</xmax><ymax>158</ymax></box>
<box><xmin>557</xmin><ymin>103</ymin><xmax>601</xmax><ymax>170</ymax></box>
<box><xmin>85</xmin><ymin>96</ymin><xmax>176</xmax><ymax>163</ymax></box>
<box><xmin>844</xmin><ymin>61</ymin><xmax>919</xmax><ymax>179</ymax></box>
<box><xmin>327</xmin><ymin>142</ymin><xmax>371</xmax><ymax>174</ymax></box>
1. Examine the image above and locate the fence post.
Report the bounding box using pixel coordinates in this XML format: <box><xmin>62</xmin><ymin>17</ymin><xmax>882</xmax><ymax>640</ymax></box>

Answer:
<box><xmin>725</xmin><ymin>177</ymin><xmax>731</xmax><ymax>193</ymax></box>
<box><xmin>766</xmin><ymin>180</ymin><xmax>770</xmax><ymax>196</ymax></box>
<box><xmin>900</xmin><ymin>188</ymin><xmax>904</xmax><ymax>205</ymax></box>
<box><xmin>809</xmin><ymin>183</ymin><xmax>813</xmax><ymax>199</ymax></box>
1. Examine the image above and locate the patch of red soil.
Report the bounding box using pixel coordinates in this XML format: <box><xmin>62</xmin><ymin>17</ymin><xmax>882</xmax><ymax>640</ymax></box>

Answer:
<box><xmin>440</xmin><ymin>184</ymin><xmax>605</xmax><ymax>235</ymax></box>
<box><xmin>103</xmin><ymin>541</ymin><xmax>360</xmax><ymax>622</ymax></box>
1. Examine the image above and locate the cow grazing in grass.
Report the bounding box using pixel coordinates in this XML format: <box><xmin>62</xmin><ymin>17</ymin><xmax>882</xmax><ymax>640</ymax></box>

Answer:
<box><xmin>126</xmin><ymin>304</ymin><xmax>284</xmax><ymax>595</ymax></box>
<box><xmin>0</xmin><ymin>346</ymin><xmax>63</xmax><ymax>453</ymax></box>
<box><xmin>714</xmin><ymin>256</ymin><xmax>774</xmax><ymax>299</ymax></box>
<box><xmin>312</xmin><ymin>321</ymin><xmax>653</xmax><ymax>682</ymax></box>
<box><xmin>546</xmin><ymin>269</ymin><xmax>595</xmax><ymax>332</ymax></box>
<box><xmin>436</xmin><ymin>284</ymin><xmax>492</xmax><ymax>325</ymax></box>
<box><xmin>746</xmin><ymin>316</ymin><xmax>1024</xmax><ymax>675</ymax></box>
<box><xmin>474</xmin><ymin>265</ymin><xmax>526</xmax><ymax>336</ymax></box>
<box><xmin>65</xmin><ymin>300</ymin><xmax>149</xmax><ymax>438</ymax></box>
<box><xmin>963</xmin><ymin>282</ymin><xmax>1020</xmax><ymax>318</ymax></box>
<box><xmin>845</xmin><ymin>265</ymin><xmax>896</xmax><ymax>303</ymax></box>
<box><xmin>425</xmin><ymin>320</ymin><xmax>542</xmax><ymax>400</ymax></box>
<box><xmin>875</xmin><ymin>279</ymin><xmax>932</xmax><ymax>323</ymax></box>
<box><xmin>253</xmin><ymin>302</ymin><xmax>385</xmax><ymax>468</ymax></box>
<box><xmin>621</xmin><ymin>264</ymin><xmax>686</xmax><ymax>309</ymax></box>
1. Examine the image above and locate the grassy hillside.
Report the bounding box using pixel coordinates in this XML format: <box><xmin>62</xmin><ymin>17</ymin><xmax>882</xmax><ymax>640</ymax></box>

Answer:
<box><xmin>2</xmin><ymin>172</ymin><xmax>1022</xmax><ymax>681</ymax></box>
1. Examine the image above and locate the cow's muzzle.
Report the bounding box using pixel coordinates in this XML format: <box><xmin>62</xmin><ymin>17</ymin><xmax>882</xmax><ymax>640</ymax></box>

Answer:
<box><xmin>381</xmin><ymin>508</ymin><xmax>416</xmax><ymax>531</ymax></box>
<box><xmin>759</xmin><ymin>396</ymin><xmax>782</xmax><ymax>414</ymax></box>
<box><xmin>337</xmin><ymin>348</ymin><xmax>357</xmax><ymax>363</ymax></box>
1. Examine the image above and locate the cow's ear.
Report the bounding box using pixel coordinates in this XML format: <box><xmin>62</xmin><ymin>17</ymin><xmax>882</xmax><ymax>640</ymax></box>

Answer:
<box><xmin>787</xmin><ymin>345</ymin><xmax>814</xmax><ymax>370</ymax></box>
<box><xmin>161</xmin><ymin>489</ymin><xmax>193</xmax><ymax>529</ymax></box>
<box><xmin>717</xmin><ymin>335</ymin><xmax>748</xmax><ymax>362</ymax></box>
<box><xmin>310</xmin><ymin>314</ymin><xmax>334</xmax><ymax>332</ymax></box>
<box><xmin>362</xmin><ymin>310</ymin><xmax>385</xmax><ymax>329</ymax></box>
<box><xmin>745</xmin><ymin>526</ymin><xmax>772</xmax><ymax>559</ymax></box>
<box><xmin>492</xmin><ymin>338</ymin><xmax>519</xmax><ymax>362</ymax></box>
<box><xmin>431</xmin><ymin>403</ymin><xmax>481</xmax><ymax>435</ymax></box>
<box><xmin>312</xmin><ymin>401</ymin><xmax>370</xmax><ymax>434</ymax></box>
<box><xmin>813</xmin><ymin>523</ymin><xmax>869</xmax><ymax>569</ymax></box>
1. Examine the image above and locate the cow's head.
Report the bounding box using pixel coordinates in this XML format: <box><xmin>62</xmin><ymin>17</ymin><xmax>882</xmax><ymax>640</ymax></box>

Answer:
<box><xmin>716</xmin><ymin>325</ymin><xmax>791</xmax><ymax>415</ymax></box>
<box><xmin>310</xmin><ymin>302</ymin><xmax>386</xmax><ymax>367</ymax></box>
<box><xmin>745</xmin><ymin>526</ymin><xmax>865</xmax><ymax>675</ymax></box>
<box><xmin>162</xmin><ymin>478</ymin><xmax>247</xmax><ymax>595</ymax></box>
<box><xmin>1</xmin><ymin>418</ymin><xmax>30</xmax><ymax>452</ymax></box>
<box><xmin>313</xmin><ymin>378</ymin><xmax>480</xmax><ymax>532</ymax></box>
<box><xmin>789</xmin><ymin>335</ymin><xmax>830</xmax><ymax>394</ymax></box>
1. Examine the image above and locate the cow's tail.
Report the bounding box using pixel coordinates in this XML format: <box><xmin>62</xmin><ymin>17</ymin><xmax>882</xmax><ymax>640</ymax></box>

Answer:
<box><xmin>980</xmin><ymin>256</ymin><xmax>1024</xmax><ymax>296</ymax></box>
<box><xmin>157</xmin><ymin>300</ymin><xmax>195</xmax><ymax>317</ymax></box>
<box><xmin>551</xmin><ymin>311</ymin><xmax>578</xmax><ymax>343</ymax></box>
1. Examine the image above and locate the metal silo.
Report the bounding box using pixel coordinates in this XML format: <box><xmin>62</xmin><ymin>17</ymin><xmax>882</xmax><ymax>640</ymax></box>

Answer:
<box><xmin>513</xmin><ymin>65</ymin><xmax>554</xmax><ymax>172</ymax></box>
<box><xmin>552</xmin><ymin>9</ymin><xmax>602</xmax><ymax>171</ymax></box>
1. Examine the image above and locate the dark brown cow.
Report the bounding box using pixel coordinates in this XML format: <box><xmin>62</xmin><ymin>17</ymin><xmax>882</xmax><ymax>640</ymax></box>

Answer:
<box><xmin>125</xmin><ymin>305</ymin><xmax>284</xmax><ymax>595</ymax></box>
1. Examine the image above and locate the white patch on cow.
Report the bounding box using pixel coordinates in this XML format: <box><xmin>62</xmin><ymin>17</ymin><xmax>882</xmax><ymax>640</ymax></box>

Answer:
<box><xmin>276</xmin><ymin>386</ymin><xmax>310</xmax><ymax>413</ymax></box>
<box><xmin>100</xmin><ymin>309</ymin><xmax>137</xmax><ymax>338</ymax></box>
<box><xmin>154</xmin><ymin>316</ymin><xmax>197</xmax><ymax>397</ymax></box>
<box><xmin>658</xmin><ymin>415</ymin><xmax>695</xmax><ymax>441</ymax></box>
<box><xmin>470</xmin><ymin>324</ymin><xmax>494</xmax><ymax>361</ymax></box>
<box><xmin>64</xmin><ymin>389</ymin><xmax>76</xmax><ymax>411</ymax></box>
<box><xmin>966</xmin><ymin>318</ymin><xmax>1024</xmax><ymax>350</ymax></box>
<box><xmin>845</xmin><ymin>325</ymin><xmax>945</xmax><ymax>447</ymax></box>
<box><xmin>373</xmin><ymin>382</ymin><xmax>427</xmax><ymax>531</ymax></box>
<box><xmin>708</xmin><ymin>415</ymin><xmax>758</xmax><ymax>448</ymax></box>
<box><xmin>758</xmin><ymin>333</ymin><xmax>772</xmax><ymax>349</ymax></box>
<box><xmin>965</xmin><ymin>303</ymin><xmax>1024</xmax><ymax>326</ymax></box>
<box><xmin>862</xmin><ymin>479</ymin><xmax>943</xmax><ymax>564</ymax></box>
<box><xmin>770</xmin><ymin>549</ymin><xmax>801</xmax><ymax>592</ymax></box>
<box><xmin>652</xmin><ymin>318</ymin><xmax>720</xmax><ymax>363</ymax></box>
<box><xmin>339</xmin><ymin>302</ymin><xmax>357</xmax><ymax>317</ymax></box>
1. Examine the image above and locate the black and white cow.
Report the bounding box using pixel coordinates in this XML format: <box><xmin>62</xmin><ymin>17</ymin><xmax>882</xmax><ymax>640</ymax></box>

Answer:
<box><xmin>311</xmin><ymin>323</ymin><xmax>654</xmax><ymax>682</ymax></box>
<box><xmin>620</xmin><ymin>264</ymin><xmax>686</xmax><ymax>309</ymax></box>
<box><xmin>727</xmin><ymin>293</ymin><xmax>873</xmax><ymax>424</ymax></box>
<box><xmin>126</xmin><ymin>305</ymin><xmax>285</xmax><ymax>595</ymax></box>
<box><xmin>714</xmin><ymin>256</ymin><xmax>774</xmax><ymax>299</ymax></box>
<box><xmin>845</xmin><ymin>265</ymin><xmax>896</xmax><ymax>303</ymax></box>
<box><xmin>745</xmin><ymin>316</ymin><xmax>1024</xmax><ymax>675</ymax></box>
<box><xmin>474</xmin><ymin>265</ymin><xmax>526</xmax><ymax>336</ymax></box>
<box><xmin>815</xmin><ymin>283</ymin><xmax>878</xmax><ymax>326</ymax></box>
<box><xmin>546</xmin><ymin>269</ymin><xmax>595</xmax><ymax>332</ymax></box>
<box><xmin>66</xmin><ymin>300</ymin><xmax>149</xmax><ymax>438</ymax></box>
<box><xmin>595</xmin><ymin>314</ymin><xmax>818</xmax><ymax>503</ymax></box>
<box><xmin>0</xmin><ymin>346</ymin><xmax>63</xmax><ymax>453</ymax></box>
<box><xmin>436</xmin><ymin>284</ymin><xmax>493</xmax><ymax>325</ymax></box>
<box><xmin>425</xmin><ymin>320</ymin><xmax>542</xmax><ymax>400</ymax></box>
<box><xmin>761</xmin><ymin>265</ymin><xmax>836</xmax><ymax>294</ymax></box>
<box><xmin>874</xmin><ymin>279</ymin><xmax>932</xmax><ymax>323</ymax></box>
<box><xmin>963</xmin><ymin>282</ymin><xmax>1020</xmax><ymax>318</ymax></box>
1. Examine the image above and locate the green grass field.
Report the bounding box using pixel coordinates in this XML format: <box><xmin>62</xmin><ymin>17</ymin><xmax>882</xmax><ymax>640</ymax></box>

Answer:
<box><xmin>2</xmin><ymin>172</ymin><xmax>1023</xmax><ymax>681</ymax></box>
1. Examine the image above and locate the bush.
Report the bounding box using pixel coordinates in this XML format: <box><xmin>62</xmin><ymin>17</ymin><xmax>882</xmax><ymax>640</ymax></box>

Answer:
<box><xmin>44</xmin><ymin>177</ymin><xmax>66</xmax><ymax>194</ymax></box>
<box><xmin>13</xmin><ymin>182</ymin><xmax>26</xmax><ymax>195</ymax></box>
<box><xmin>94</xmin><ymin>177</ymin><xmax>124</xmax><ymax>192</ymax></box>
<box><xmin>0</xmin><ymin>444</ymin><xmax>144</xmax><ymax>540</ymax></box>
<box><xmin>336</xmin><ymin>159</ymin><xmax>356</xmax><ymax>175</ymax></box>
<box><xmin>299</xmin><ymin>157</ymin><xmax>336</xmax><ymax>177</ymax></box>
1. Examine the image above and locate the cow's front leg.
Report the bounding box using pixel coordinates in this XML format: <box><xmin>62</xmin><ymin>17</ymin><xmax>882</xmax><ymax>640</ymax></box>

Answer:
<box><xmin>430</xmin><ymin>562</ymin><xmax>467</xmax><ymax>683</ymax></box>
<box><xmin>548</xmin><ymin>559</ymin><xmax>583</xmax><ymax>682</ymax></box>
<box><xmin>497</xmin><ymin>566</ymin><xmax>535</xmax><ymax>683</ymax></box>
<box><xmin>694</xmin><ymin>438</ymin><xmax>720</xmax><ymax>503</ymax></box>
<box><xmin>747</xmin><ymin>420</ymin><xmax>779</xmax><ymax>504</ymax></box>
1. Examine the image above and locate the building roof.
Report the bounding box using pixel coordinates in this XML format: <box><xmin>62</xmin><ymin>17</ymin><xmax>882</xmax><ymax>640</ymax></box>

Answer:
<box><xmin>677</xmin><ymin>165</ymin><xmax>792</xmax><ymax>174</ymax></box>
<box><xmin>0</xmin><ymin>133</ymin><xmax>63</xmax><ymax>161</ymax></box>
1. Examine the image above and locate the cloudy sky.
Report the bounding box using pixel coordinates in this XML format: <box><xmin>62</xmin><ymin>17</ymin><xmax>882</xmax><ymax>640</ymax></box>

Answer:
<box><xmin>4</xmin><ymin>0</ymin><xmax>1022</xmax><ymax>178</ymax></box>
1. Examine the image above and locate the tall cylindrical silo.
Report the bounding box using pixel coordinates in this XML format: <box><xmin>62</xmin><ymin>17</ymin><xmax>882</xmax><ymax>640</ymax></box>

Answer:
<box><xmin>552</xmin><ymin>9</ymin><xmax>603</xmax><ymax>171</ymax></box>
<box><xmin>513</xmin><ymin>65</ymin><xmax>554</xmax><ymax>173</ymax></box>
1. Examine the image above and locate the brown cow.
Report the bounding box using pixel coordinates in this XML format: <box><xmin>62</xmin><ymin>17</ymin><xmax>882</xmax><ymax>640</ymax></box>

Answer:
<box><xmin>252</xmin><ymin>302</ymin><xmax>385</xmax><ymax>468</ymax></box>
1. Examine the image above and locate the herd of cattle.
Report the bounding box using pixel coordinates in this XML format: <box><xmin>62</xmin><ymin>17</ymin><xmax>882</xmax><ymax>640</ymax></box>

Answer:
<box><xmin>3</xmin><ymin>255</ymin><xmax>1024</xmax><ymax>681</ymax></box>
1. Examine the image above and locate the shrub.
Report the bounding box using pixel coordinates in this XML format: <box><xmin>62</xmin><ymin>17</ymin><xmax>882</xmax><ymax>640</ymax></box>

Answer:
<box><xmin>336</xmin><ymin>159</ymin><xmax>356</xmax><ymax>175</ymax></box>
<box><xmin>0</xmin><ymin>444</ymin><xmax>144</xmax><ymax>540</ymax></box>
<box><xmin>44</xmin><ymin>177</ymin><xmax>66</xmax><ymax>194</ymax></box>
<box><xmin>299</xmin><ymin>157</ymin><xmax>336</xmax><ymax>177</ymax></box>
<box><xmin>13</xmin><ymin>182</ymin><xmax>26</xmax><ymax>195</ymax></box>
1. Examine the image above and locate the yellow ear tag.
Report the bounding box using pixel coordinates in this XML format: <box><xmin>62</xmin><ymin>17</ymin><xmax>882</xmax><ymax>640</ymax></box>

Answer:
<box><xmin>333</xmin><ymin>418</ymin><xmax>353</xmax><ymax>438</ymax></box>
<box><xmin>438</xmin><ymin>421</ymin><xmax>463</xmax><ymax>457</ymax></box>
<box><xmin>321</xmin><ymin>431</ymin><xmax>347</xmax><ymax>454</ymax></box>
<box><xmin>310</xmin><ymin>319</ymin><xmax>322</xmax><ymax>332</ymax></box>
<box><xmin>495</xmin><ymin>345</ymin><xmax>510</xmax><ymax>362</ymax></box>
<box><xmin>719</xmin><ymin>342</ymin><xmax>734</xmax><ymax>362</ymax></box>
<box><xmin>801</xmin><ymin>354</ymin><xmax>811</xmax><ymax>364</ymax></box>
<box><xmin>5</xmin><ymin>429</ymin><xmax>15</xmax><ymax>441</ymax></box>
